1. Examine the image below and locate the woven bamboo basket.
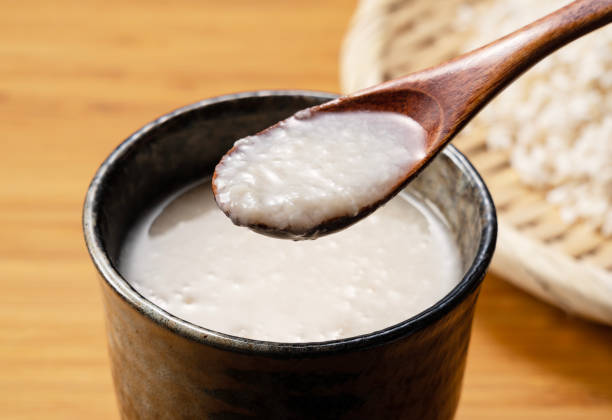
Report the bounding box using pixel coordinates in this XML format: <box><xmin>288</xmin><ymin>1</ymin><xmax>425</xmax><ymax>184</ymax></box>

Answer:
<box><xmin>340</xmin><ymin>0</ymin><xmax>612</xmax><ymax>325</ymax></box>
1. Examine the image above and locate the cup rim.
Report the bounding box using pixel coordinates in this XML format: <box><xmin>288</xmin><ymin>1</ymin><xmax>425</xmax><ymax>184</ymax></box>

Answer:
<box><xmin>83</xmin><ymin>90</ymin><xmax>497</xmax><ymax>356</ymax></box>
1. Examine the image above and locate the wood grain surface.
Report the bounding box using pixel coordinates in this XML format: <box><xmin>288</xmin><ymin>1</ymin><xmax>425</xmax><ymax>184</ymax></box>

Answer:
<box><xmin>1</xmin><ymin>1</ymin><xmax>610</xmax><ymax>419</ymax></box>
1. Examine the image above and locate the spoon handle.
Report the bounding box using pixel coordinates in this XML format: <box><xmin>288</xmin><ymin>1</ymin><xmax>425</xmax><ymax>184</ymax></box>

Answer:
<box><xmin>391</xmin><ymin>0</ymin><xmax>612</xmax><ymax>145</ymax></box>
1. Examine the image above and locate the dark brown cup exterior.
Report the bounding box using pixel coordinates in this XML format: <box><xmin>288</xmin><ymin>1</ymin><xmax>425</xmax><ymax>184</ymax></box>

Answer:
<box><xmin>83</xmin><ymin>91</ymin><xmax>497</xmax><ymax>419</ymax></box>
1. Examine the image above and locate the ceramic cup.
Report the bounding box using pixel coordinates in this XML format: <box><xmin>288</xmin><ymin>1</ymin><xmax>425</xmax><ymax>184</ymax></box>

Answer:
<box><xmin>83</xmin><ymin>90</ymin><xmax>497</xmax><ymax>419</ymax></box>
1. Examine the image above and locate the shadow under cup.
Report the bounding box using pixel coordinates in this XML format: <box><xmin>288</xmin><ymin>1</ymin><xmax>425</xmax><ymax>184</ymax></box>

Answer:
<box><xmin>83</xmin><ymin>91</ymin><xmax>497</xmax><ymax>420</ymax></box>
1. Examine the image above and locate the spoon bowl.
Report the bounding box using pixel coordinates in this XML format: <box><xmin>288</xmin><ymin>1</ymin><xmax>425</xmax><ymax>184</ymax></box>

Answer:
<box><xmin>212</xmin><ymin>89</ymin><xmax>443</xmax><ymax>240</ymax></box>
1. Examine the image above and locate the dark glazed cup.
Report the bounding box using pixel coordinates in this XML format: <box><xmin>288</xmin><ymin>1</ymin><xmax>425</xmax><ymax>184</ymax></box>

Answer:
<box><xmin>83</xmin><ymin>91</ymin><xmax>496</xmax><ymax>419</ymax></box>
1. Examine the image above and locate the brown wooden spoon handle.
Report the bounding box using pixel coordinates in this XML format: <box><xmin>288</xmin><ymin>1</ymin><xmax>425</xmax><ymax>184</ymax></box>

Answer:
<box><xmin>390</xmin><ymin>0</ymin><xmax>612</xmax><ymax>149</ymax></box>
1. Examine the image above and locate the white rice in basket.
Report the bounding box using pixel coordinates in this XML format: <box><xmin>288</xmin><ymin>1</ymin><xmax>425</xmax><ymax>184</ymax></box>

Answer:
<box><xmin>458</xmin><ymin>0</ymin><xmax>612</xmax><ymax>236</ymax></box>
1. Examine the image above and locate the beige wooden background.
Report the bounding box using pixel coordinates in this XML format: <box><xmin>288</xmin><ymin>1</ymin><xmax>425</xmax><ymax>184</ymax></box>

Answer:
<box><xmin>1</xmin><ymin>1</ymin><xmax>611</xmax><ymax>418</ymax></box>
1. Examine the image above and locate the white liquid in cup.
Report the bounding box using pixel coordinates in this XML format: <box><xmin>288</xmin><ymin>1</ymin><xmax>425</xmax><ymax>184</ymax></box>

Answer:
<box><xmin>120</xmin><ymin>182</ymin><xmax>462</xmax><ymax>343</ymax></box>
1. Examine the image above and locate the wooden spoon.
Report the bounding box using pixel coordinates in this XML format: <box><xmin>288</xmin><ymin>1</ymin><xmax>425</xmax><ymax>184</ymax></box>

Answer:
<box><xmin>213</xmin><ymin>0</ymin><xmax>612</xmax><ymax>240</ymax></box>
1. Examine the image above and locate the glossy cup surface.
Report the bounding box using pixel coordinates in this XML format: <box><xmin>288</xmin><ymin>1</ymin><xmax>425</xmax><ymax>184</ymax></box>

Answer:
<box><xmin>83</xmin><ymin>90</ymin><xmax>497</xmax><ymax>419</ymax></box>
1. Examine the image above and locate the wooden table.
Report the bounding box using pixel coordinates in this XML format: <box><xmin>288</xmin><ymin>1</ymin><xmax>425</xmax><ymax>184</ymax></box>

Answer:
<box><xmin>1</xmin><ymin>1</ymin><xmax>610</xmax><ymax>418</ymax></box>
